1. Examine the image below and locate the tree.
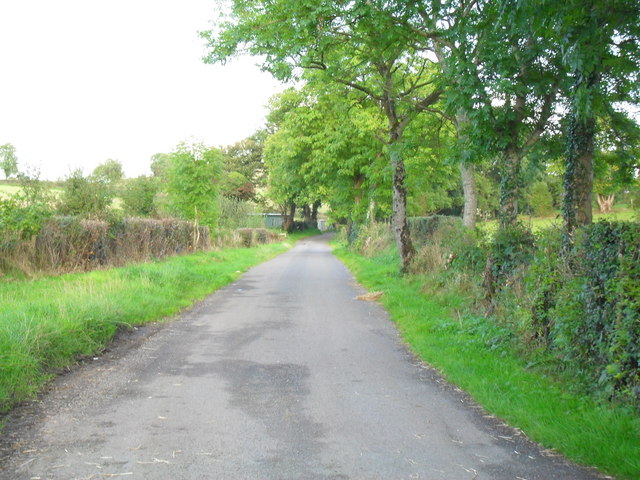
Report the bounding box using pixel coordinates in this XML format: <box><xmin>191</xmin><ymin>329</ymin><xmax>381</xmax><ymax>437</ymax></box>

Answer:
<box><xmin>57</xmin><ymin>169</ymin><xmax>114</xmax><ymax>217</ymax></box>
<box><xmin>263</xmin><ymin>85</ymin><xmax>388</xmax><ymax>233</ymax></box>
<box><xmin>436</xmin><ymin>0</ymin><xmax>561</xmax><ymax>229</ymax></box>
<box><xmin>203</xmin><ymin>1</ymin><xmax>444</xmax><ymax>271</ymax></box>
<box><xmin>120</xmin><ymin>176</ymin><xmax>158</xmax><ymax>217</ymax></box>
<box><xmin>220</xmin><ymin>135</ymin><xmax>266</xmax><ymax>201</ymax></box>
<box><xmin>150</xmin><ymin>153</ymin><xmax>171</xmax><ymax>178</ymax></box>
<box><xmin>92</xmin><ymin>159</ymin><xmax>124</xmax><ymax>184</ymax></box>
<box><xmin>558</xmin><ymin>0</ymin><xmax>640</xmax><ymax>237</ymax></box>
<box><xmin>165</xmin><ymin>142</ymin><xmax>222</xmax><ymax>228</ymax></box>
<box><xmin>0</xmin><ymin>143</ymin><xmax>18</xmax><ymax>179</ymax></box>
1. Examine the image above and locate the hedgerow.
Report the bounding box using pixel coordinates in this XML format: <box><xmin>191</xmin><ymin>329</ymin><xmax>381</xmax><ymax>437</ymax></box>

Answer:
<box><xmin>350</xmin><ymin>217</ymin><xmax>640</xmax><ymax>409</ymax></box>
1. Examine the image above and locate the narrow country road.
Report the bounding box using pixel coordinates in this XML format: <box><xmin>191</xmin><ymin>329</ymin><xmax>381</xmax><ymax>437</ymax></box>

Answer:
<box><xmin>1</xmin><ymin>235</ymin><xmax>603</xmax><ymax>480</ymax></box>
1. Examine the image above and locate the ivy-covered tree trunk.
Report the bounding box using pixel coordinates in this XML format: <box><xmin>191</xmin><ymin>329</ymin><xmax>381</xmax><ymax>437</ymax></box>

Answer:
<box><xmin>388</xmin><ymin>141</ymin><xmax>414</xmax><ymax>273</ymax></box>
<box><xmin>499</xmin><ymin>146</ymin><xmax>522</xmax><ymax>228</ymax></box>
<box><xmin>563</xmin><ymin>110</ymin><xmax>595</xmax><ymax>237</ymax></box>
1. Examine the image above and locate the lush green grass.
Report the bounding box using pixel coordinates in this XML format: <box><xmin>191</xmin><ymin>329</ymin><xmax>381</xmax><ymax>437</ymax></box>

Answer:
<box><xmin>334</xmin><ymin>244</ymin><xmax>640</xmax><ymax>479</ymax></box>
<box><xmin>0</xmin><ymin>234</ymin><xmax>311</xmax><ymax>413</ymax></box>
<box><xmin>479</xmin><ymin>207</ymin><xmax>638</xmax><ymax>235</ymax></box>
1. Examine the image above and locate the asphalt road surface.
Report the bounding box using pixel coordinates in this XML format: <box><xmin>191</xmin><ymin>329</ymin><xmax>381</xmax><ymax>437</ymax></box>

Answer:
<box><xmin>1</xmin><ymin>234</ymin><xmax>604</xmax><ymax>480</ymax></box>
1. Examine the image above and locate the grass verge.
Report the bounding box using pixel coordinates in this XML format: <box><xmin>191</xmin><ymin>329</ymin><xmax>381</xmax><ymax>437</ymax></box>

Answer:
<box><xmin>0</xmin><ymin>232</ymin><xmax>312</xmax><ymax>413</ymax></box>
<box><xmin>333</xmin><ymin>243</ymin><xmax>640</xmax><ymax>480</ymax></box>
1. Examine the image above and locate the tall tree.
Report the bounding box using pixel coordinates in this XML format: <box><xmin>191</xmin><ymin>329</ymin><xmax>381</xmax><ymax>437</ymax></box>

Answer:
<box><xmin>0</xmin><ymin>143</ymin><xmax>18</xmax><ymax>179</ymax></box>
<box><xmin>435</xmin><ymin>0</ymin><xmax>561</xmax><ymax>228</ymax></box>
<box><xmin>202</xmin><ymin>0</ymin><xmax>442</xmax><ymax>272</ymax></box>
<box><xmin>221</xmin><ymin>134</ymin><xmax>266</xmax><ymax>201</ymax></box>
<box><xmin>557</xmin><ymin>0</ymin><xmax>640</xmax><ymax>237</ymax></box>
<box><xmin>92</xmin><ymin>159</ymin><xmax>124</xmax><ymax>184</ymax></box>
<box><xmin>166</xmin><ymin>142</ymin><xmax>223</xmax><ymax>229</ymax></box>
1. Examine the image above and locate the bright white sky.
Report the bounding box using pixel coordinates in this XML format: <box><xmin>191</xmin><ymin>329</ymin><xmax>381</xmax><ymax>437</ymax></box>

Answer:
<box><xmin>0</xmin><ymin>0</ymin><xmax>285</xmax><ymax>180</ymax></box>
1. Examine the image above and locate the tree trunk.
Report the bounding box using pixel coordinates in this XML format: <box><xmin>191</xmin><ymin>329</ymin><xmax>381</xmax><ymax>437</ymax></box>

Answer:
<box><xmin>389</xmin><ymin>141</ymin><xmax>414</xmax><ymax>273</ymax></box>
<box><xmin>563</xmin><ymin>110</ymin><xmax>595</xmax><ymax>237</ymax></box>
<box><xmin>596</xmin><ymin>193</ymin><xmax>615</xmax><ymax>213</ymax></box>
<box><xmin>303</xmin><ymin>204</ymin><xmax>312</xmax><ymax>226</ymax></box>
<box><xmin>563</xmin><ymin>69</ymin><xmax>599</xmax><ymax>242</ymax></box>
<box><xmin>455</xmin><ymin>110</ymin><xmax>478</xmax><ymax>229</ymax></box>
<box><xmin>367</xmin><ymin>198</ymin><xmax>376</xmax><ymax>223</ymax></box>
<box><xmin>310</xmin><ymin>200</ymin><xmax>320</xmax><ymax>228</ymax></box>
<box><xmin>282</xmin><ymin>202</ymin><xmax>296</xmax><ymax>232</ymax></box>
<box><xmin>460</xmin><ymin>162</ymin><xmax>477</xmax><ymax>229</ymax></box>
<box><xmin>499</xmin><ymin>146</ymin><xmax>521</xmax><ymax>228</ymax></box>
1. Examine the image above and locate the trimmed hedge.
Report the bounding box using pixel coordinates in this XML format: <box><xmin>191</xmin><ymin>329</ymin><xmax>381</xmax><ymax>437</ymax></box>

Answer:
<box><xmin>34</xmin><ymin>217</ymin><xmax>210</xmax><ymax>271</ymax></box>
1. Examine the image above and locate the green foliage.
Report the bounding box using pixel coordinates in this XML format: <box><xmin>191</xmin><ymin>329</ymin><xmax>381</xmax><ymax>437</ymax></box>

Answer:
<box><xmin>57</xmin><ymin>169</ymin><xmax>115</xmax><ymax>217</ymax></box>
<box><xmin>0</xmin><ymin>197</ymin><xmax>52</xmax><ymax>248</ymax></box>
<box><xmin>218</xmin><ymin>196</ymin><xmax>264</xmax><ymax>230</ymax></box>
<box><xmin>0</xmin><ymin>143</ymin><xmax>18</xmax><ymax>179</ymax></box>
<box><xmin>350</xmin><ymin>221</ymin><xmax>394</xmax><ymax>258</ymax></box>
<box><xmin>221</xmin><ymin>135</ymin><xmax>265</xmax><ymax>201</ymax></box>
<box><xmin>527</xmin><ymin>181</ymin><xmax>555</xmax><ymax>217</ymax></box>
<box><xmin>92</xmin><ymin>159</ymin><xmax>124</xmax><ymax>184</ymax></box>
<box><xmin>487</xmin><ymin>223</ymin><xmax>536</xmax><ymax>292</ymax></box>
<box><xmin>165</xmin><ymin>142</ymin><xmax>223</xmax><ymax>228</ymax></box>
<box><xmin>552</xmin><ymin>222</ymin><xmax>640</xmax><ymax>405</ymax></box>
<box><xmin>120</xmin><ymin>176</ymin><xmax>158</xmax><ymax>217</ymax></box>
<box><xmin>220</xmin><ymin>171</ymin><xmax>255</xmax><ymax>201</ymax></box>
<box><xmin>408</xmin><ymin>216</ymin><xmax>486</xmax><ymax>276</ymax></box>
<box><xmin>150</xmin><ymin>153</ymin><xmax>171</xmax><ymax>178</ymax></box>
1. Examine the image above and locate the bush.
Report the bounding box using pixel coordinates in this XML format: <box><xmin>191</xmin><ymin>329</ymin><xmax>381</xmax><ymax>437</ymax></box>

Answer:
<box><xmin>351</xmin><ymin>222</ymin><xmax>394</xmax><ymax>257</ymax></box>
<box><xmin>410</xmin><ymin>217</ymin><xmax>486</xmax><ymax>275</ymax></box>
<box><xmin>0</xmin><ymin>197</ymin><xmax>52</xmax><ymax>247</ymax></box>
<box><xmin>407</xmin><ymin>215</ymin><xmax>460</xmax><ymax>247</ymax></box>
<box><xmin>218</xmin><ymin>197</ymin><xmax>264</xmax><ymax>229</ymax></box>
<box><xmin>551</xmin><ymin>221</ymin><xmax>640</xmax><ymax>405</ymax></box>
<box><xmin>57</xmin><ymin>169</ymin><xmax>114</xmax><ymax>217</ymax></box>
<box><xmin>233</xmin><ymin>227</ymin><xmax>278</xmax><ymax>248</ymax></box>
<box><xmin>484</xmin><ymin>222</ymin><xmax>536</xmax><ymax>298</ymax></box>
<box><xmin>35</xmin><ymin>217</ymin><xmax>109</xmax><ymax>270</ymax></box>
<box><xmin>32</xmin><ymin>216</ymin><xmax>210</xmax><ymax>272</ymax></box>
<box><xmin>120</xmin><ymin>176</ymin><xmax>158</xmax><ymax>217</ymax></box>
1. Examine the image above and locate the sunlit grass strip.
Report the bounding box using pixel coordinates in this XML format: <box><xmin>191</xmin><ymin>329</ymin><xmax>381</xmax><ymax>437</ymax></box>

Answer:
<box><xmin>334</xmin><ymin>244</ymin><xmax>640</xmax><ymax>480</ymax></box>
<box><xmin>0</xmin><ymin>236</ymin><xmax>306</xmax><ymax>413</ymax></box>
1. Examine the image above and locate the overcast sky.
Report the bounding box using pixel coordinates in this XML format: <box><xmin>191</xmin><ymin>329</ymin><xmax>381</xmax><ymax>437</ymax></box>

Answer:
<box><xmin>0</xmin><ymin>0</ymin><xmax>285</xmax><ymax>180</ymax></box>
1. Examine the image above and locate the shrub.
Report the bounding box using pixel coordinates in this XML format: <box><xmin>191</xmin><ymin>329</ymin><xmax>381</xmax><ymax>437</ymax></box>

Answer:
<box><xmin>57</xmin><ymin>169</ymin><xmax>114</xmax><ymax>217</ymax></box>
<box><xmin>552</xmin><ymin>221</ymin><xmax>640</xmax><ymax>405</ymax></box>
<box><xmin>407</xmin><ymin>215</ymin><xmax>460</xmax><ymax>247</ymax></box>
<box><xmin>32</xmin><ymin>216</ymin><xmax>210</xmax><ymax>273</ymax></box>
<box><xmin>233</xmin><ymin>227</ymin><xmax>278</xmax><ymax>248</ymax></box>
<box><xmin>0</xmin><ymin>197</ymin><xmax>52</xmax><ymax>248</ymax></box>
<box><xmin>410</xmin><ymin>217</ymin><xmax>486</xmax><ymax>275</ymax></box>
<box><xmin>521</xmin><ymin>227</ymin><xmax>565</xmax><ymax>346</ymax></box>
<box><xmin>484</xmin><ymin>222</ymin><xmax>536</xmax><ymax>299</ymax></box>
<box><xmin>35</xmin><ymin>217</ymin><xmax>109</xmax><ymax>270</ymax></box>
<box><xmin>120</xmin><ymin>176</ymin><xmax>158</xmax><ymax>217</ymax></box>
<box><xmin>351</xmin><ymin>222</ymin><xmax>394</xmax><ymax>257</ymax></box>
<box><xmin>218</xmin><ymin>197</ymin><xmax>263</xmax><ymax>229</ymax></box>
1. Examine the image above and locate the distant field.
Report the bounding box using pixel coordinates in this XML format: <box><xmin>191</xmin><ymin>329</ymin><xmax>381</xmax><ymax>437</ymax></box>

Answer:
<box><xmin>479</xmin><ymin>207</ymin><xmax>638</xmax><ymax>235</ymax></box>
<box><xmin>0</xmin><ymin>184</ymin><xmax>22</xmax><ymax>198</ymax></box>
